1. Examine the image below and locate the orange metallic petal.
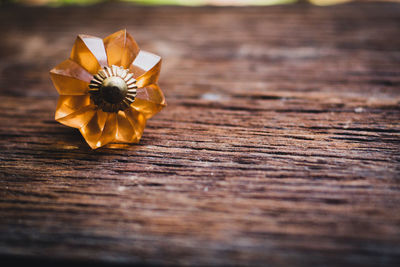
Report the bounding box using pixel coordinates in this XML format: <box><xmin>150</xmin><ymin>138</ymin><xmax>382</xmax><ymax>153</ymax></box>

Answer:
<box><xmin>79</xmin><ymin>110</ymin><xmax>108</xmax><ymax>149</ymax></box>
<box><xmin>115</xmin><ymin>108</ymin><xmax>146</xmax><ymax>143</ymax></box>
<box><xmin>103</xmin><ymin>29</ymin><xmax>140</xmax><ymax>69</ymax></box>
<box><xmin>132</xmin><ymin>51</ymin><xmax>162</xmax><ymax>88</ymax></box>
<box><xmin>133</xmin><ymin>84</ymin><xmax>166</xmax><ymax>119</ymax></box>
<box><xmin>50</xmin><ymin>59</ymin><xmax>92</xmax><ymax>95</ymax></box>
<box><xmin>70</xmin><ymin>34</ymin><xmax>108</xmax><ymax>75</ymax></box>
<box><xmin>55</xmin><ymin>95</ymin><xmax>96</xmax><ymax>128</ymax></box>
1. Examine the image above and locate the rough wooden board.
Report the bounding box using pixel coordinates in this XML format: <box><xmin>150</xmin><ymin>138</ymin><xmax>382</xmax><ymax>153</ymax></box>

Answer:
<box><xmin>0</xmin><ymin>2</ymin><xmax>400</xmax><ymax>266</ymax></box>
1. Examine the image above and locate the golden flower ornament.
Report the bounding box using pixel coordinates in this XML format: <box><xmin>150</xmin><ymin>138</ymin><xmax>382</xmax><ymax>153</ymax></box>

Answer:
<box><xmin>50</xmin><ymin>29</ymin><xmax>166</xmax><ymax>149</ymax></box>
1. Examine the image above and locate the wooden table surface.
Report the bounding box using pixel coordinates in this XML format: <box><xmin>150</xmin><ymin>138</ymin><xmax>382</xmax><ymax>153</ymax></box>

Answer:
<box><xmin>0</xmin><ymin>2</ymin><xmax>400</xmax><ymax>266</ymax></box>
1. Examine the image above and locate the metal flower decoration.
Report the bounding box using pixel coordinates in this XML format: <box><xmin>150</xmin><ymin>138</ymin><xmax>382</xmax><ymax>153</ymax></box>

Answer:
<box><xmin>50</xmin><ymin>29</ymin><xmax>166</xmax><ymax>149</ymax></box>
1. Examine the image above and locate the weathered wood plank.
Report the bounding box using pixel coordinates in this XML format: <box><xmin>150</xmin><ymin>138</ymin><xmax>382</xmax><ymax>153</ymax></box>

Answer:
<box><xmin>0</xmin><ymin>2</ymin><xmax>399</xmax><ymax>266</ymax></box>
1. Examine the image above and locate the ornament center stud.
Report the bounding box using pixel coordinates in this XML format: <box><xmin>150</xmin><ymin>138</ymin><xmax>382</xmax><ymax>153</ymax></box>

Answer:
<box><xmin>101</xmin><ymin>77</ymin><xmax>128</xmax><ymax>104</ymax></box>
<box><xmin>89</xmin><ymin>65</ymin><xmax>137</xmax><ymax>113</ymax></box>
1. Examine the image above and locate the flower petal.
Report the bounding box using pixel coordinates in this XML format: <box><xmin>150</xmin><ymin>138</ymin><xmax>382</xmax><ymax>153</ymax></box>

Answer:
<box><xmin>79</xmin><ymin>110</ymin><xmax>108</xmax><ymax>149</ymax></box>
<box><xmin>50</xmin><ymin>59</ymin><xmax>92</xmax><ymax>95</ymax></box>
<box><xmin>115</xmin><ymin>108</ymin><xmax>146</xmax><ymax>143</ymax></box>
<box><xmin>96</xmin><ymin>113</ymin><xmax>117</xmax><ymax>148</ymax></box>
<box><xmin>55</xmin><ymin>95</ymin><xmax>96</xmax><ymax>128</ymax></box>
<box><xmin>103</xmin><ymin>29</ymin><xmax>140</xmax><ymax>69</ymax></box>
<box><xmin>70</xmin><ymin>34</ymin><xmax>108</xmax><ymax>74</ymax></box>
<box><xmin>132</xmin><ymin>84</ymin><xmax>166</xmax><ymax>119</ymax></box>
<box><xmin>132</xmin><ymin>51</ymin><xmax>162</xmax><ymax>88</ymax></box>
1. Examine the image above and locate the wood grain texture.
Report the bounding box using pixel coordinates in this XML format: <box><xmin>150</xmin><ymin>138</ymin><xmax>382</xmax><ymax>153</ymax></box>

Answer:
<box><xmin>0</xmin><ymin>2</ymin><xmax>400</xmax><ymax>266</ymax></box>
